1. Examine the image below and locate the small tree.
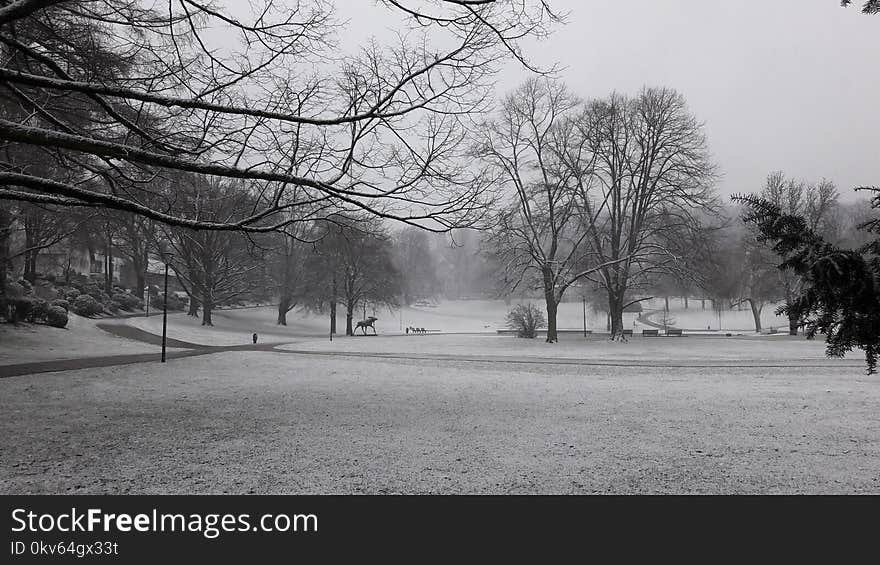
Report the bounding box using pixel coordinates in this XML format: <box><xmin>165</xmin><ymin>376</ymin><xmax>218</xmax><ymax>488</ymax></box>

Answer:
<box><xmin>505</xmin><ymin>303</ymin><xmax>547</xmax><ymax>339</ymax></box>
<box><xmin>657</xmin><ymin>309</ymin><xmax>677</xmax><ymax>333</ymax></box>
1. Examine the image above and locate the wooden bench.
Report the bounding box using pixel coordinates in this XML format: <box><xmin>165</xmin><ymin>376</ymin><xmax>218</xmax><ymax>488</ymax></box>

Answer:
<box><xmin>666</xmin><ymin>328</ymin><xmax>683</xmax><ymax>337</ymax></box>
<box><xmin>622</xmin><ymin>329</ymin><xmax>634</xmax><ymax>337</ymax></box>
<box><xmin>642</xmin><ymin>329</ymin><xmax>659</xmax><ymax>337</ymax></box>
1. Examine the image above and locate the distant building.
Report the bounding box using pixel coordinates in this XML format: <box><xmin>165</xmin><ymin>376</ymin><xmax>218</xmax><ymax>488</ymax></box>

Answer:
<box><xmin>30</xmin><ymin>243</ymin><xmax>129</xmax><ymax>286</ymax></box>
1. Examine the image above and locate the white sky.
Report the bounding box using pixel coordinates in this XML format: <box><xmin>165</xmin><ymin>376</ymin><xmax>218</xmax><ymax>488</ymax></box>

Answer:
<box><xmin>339</xmin><ymin>0</ymin><xmax>880</xmax><ymax>202</ymax></box>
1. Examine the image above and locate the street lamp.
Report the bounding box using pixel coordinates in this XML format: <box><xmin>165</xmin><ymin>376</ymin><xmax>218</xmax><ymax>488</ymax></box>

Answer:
<box><xmin>583</xmin><ymin>293</ymin><xmax>587</xmax><ymax>338</ymax></box>
<box><xmin>161</xmin><ymin>254</ymin><xmax>173</xmax><ymax>362</ymax></box>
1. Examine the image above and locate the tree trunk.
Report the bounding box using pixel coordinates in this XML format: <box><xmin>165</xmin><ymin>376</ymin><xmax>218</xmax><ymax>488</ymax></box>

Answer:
<box><xmin>330</xmin><ymin>274</ymin><xmax>337</xmax><ymax>334</ymax></box>
<box><xmin>345</xmin><ymin>305</ymin><xmax>354</xmax><ymax>336</ymax></box>
<box><xmin>701</xmin><ymin>299</ymin><xmax>705</xmax><ymax>310</ymax></box>
<box><xmin>0</xmin><ymin>209</ymin><xmax>9</xmax><ymax>296</ymax></box>
<box><xmin>664</xmin><ymin>296</ymin><xmax>669</xmax><ymax>312</ymax></box>
<box><xmin>608</xmin><ymin>292</ymin><xmax>625</xmax><ymax>339</ymax></box>
<box><xmin>135</xmin><ymin>270</ymin><xmax>145</xmax><ymax>301</ymax></box>
<box><xmin>747</xmin><ymin>299</ymin><xmax>762</xmax><ymax>333</ymax></box>
<box><xmin>105</xmin><ymin>234</ymin><xmax>113</xmax><ymax>294</ymax></box>
<box><xmin>788</xmin><ymin>311</ymin><xmax>799</xmax><ymax>336</ymax></box>
<box><xmin>542</xmin><ymin>268</ymin><xmax>558</xmax><ymax>343</ymax></box>
<box><xmin>545</xmin><ymin>298</ymin><xmax>558</xmax><ymax>343</ymax></box>
<box><xmin>22</xmin><ymin>216</ymin><xmax>36</xmax><ymax>283</ymax></box>
<box><xmin>188</xmin><ymin>296</ymin><xmax>200</xmax><ymax>317</ymax></box>
<box><xmin>23</xmin><ymin>251</ymin><xmax>36</xmax><ymax>283</ymax></box>
<box><xmin>684</xmin><ymin>296</ymin><xmax>688</xmax><ymax>309</ymax></box>
<box><xmin>201</xmin><ymin>295</ymin><xmax>213</xmax><ymax>326</ymax></box>
<box><xmin>277</xmin><ymin>296</ymin><xmax>291</xmax><ymax>325</ymax></box>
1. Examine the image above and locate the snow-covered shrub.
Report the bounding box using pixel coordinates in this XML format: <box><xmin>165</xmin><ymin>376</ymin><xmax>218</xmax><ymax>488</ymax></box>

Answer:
<box><xmin>30</xmin><ymin>298</ymin><xmax>49</xmax><ymax>322</ymax></box>
<box><xmin>51</xmin><ymin>299</ymin><xmax>70</xmax><ymax>311</ymax></box>
<box><xmin>505</xmin><ymin>303</ymin><xmax>547</xmax><ymax>339</ymax></box>
<box><xmin>10</xmin><ymin>297</ymin><xmax>33</xmax><ymax>322</ymax></box>
<box><xmin>111</xmin><ymin>292</ymin><xmax>140</xmax><ymax>310</ymax></box>
<box><xmin>72</xmin><ymin>294</ymin><xmax>102</xmax><ymax>317</ymax></box>
<box><xmin>45</xmin><ymin>306</ymin><xmax>69</xmax><ymax>328</ymax></box>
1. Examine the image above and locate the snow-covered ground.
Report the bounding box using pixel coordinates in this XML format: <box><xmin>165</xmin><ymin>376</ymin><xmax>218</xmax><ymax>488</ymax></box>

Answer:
<box><xmin>122</xmin><ymin>301</ymin><xmax>640</xmax><ymax>346</ymax></box>
<box><xmin>640</xmin><ymin>297</ymin><xmax>789</xmax><ymax>331</ymax></box>
<box><xmin>0</xmin><ymin>314</ymin><xmax>177</xmax><ymax>364</ymax></box>
<box><xmin>0</xmin><ymin>351</ymin><xmax>874</xmax><ymax>494</ymax></box>
<box><xmin>278</xmin><ymin>333</ymin><xmax>858</xmax><ymax>363</ymax></box>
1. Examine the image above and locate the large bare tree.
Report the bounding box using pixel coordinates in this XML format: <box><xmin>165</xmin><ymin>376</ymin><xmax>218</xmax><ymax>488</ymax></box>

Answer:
<box><xmin>477</xmin><ymin>78</ymin><xmax>622</xmax><ymax>343</ymax></box>
<box><xmin>0</xmin><ymin>0</ymin><xmax>561</xmax><ymax>233</ymax></box>
<box><xmin>571</xmin><ymin>88</ymin><xmax>718</xmax><ymax>338</ymax></box>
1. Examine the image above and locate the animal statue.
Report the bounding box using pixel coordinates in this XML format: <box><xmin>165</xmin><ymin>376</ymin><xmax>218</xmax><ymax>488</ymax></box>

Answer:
<box><xmin>355</xmin><ymin>316</ymin><xmax>378</xmax><ymax>335</ymax></box>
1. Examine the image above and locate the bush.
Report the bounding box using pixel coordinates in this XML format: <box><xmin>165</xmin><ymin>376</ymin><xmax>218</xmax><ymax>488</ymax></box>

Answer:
<box><xmin>30</xmin><ymin>298</ymin><xmax>49</xmax><ymax>322</ymax></box>
<box><xmin>71</xmin><ymin>294</ymin><xmax>103</xmax><ymax>317</ymax></box>
<box><xmin>45</xmin><ymin>305</ymin><xmax>69</xmax><ymax>328</ymax></box>
<box><xmin>85</xmin><ymin>286</ymin><xmax>105</xmax><ymax>300</ymax></box>
<box><xmin>51</xmin><ymin>298</ymin><xmax>70</xmax><ymax>311</ymax></box>
<box><xmin>107</xmin><ymin>301</ymin><xmax>121</xmax><ymax>314</ymax></box>
<box><xmin>17</xmin><ymin>278</ymin><xmax>33</xmax><ymax>294</ymax></box>
<box><xmin>164</xmin><ymin>294</ymin><xmax>185</xmax><ymax>311</ymax></box>
<box><xmin>505</xmin><ymin>303</ymin><xmax>547</xmax><ymax>339</ymax></box>
<box><xmin>11</xmin><ymin>296</ymin><xmax>33</xmax><ymax>322</ymax></box>
<box><xmin>111</xmin><ymin>292</ymin><xmax>141</xmax><ymax>310</ymax></box>
<box><xmin>623</xmin><ymin>301</ymin><xmax>644</xmax><ymax>313</ymax></box>
<box><xmin>5</xmin><ymin>282</ymin><xmax>25</xmax><ymax>298</ymax></box>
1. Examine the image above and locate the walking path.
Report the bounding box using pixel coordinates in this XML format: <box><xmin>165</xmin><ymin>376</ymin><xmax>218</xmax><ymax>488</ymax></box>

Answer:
<box><xmin>1</xmin><ymin>318</ymin><xmax>865</xmax><ymax>378</ymax></box>
<box><xmin>0</xmin><ymin>323</ymin><xmax>287</xmax><ymax>378</ymax></box>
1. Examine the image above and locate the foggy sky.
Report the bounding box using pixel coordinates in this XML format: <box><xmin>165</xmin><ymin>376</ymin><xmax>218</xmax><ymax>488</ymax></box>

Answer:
<box><xmin>344</xmin><ymin>0</ymin><xmax>879</xmax><ymax>202</ymax></box>
<box><xmin>510</xmin><ymin>0</ymin><xmax>880</xmax><ymax>201</ymax></box>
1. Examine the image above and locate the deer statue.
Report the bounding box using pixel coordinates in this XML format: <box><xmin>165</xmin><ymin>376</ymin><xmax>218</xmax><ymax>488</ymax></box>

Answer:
<box><xmin>354</xmin><ymin>316</ymin><xmax>378</xmax><ymax>335</ymax></box>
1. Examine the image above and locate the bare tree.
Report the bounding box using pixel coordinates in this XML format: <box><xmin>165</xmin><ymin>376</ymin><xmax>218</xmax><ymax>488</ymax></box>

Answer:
<box><xmin>392</xmin><ymin>226</ymin><xmax>439</xmax><ymax>306</ymax></box>
<box><xmin>0</xmin><ymin>0</ymin><xmax>561</xmax><ymax>233</ymax></box>
<box><xmin>477</xmin><ymin>78</ymin><xmax>619</xmax><ymax>343</ymax></box>
<box><xmin>302</xmin><ymin>220</ymin><xmax>400</xmax><ymax>335</ymax></box>
<box><xmin>758</xmin><ymin>172</ymin><xmax>839</xmax><ymax>334</ymax></box>
<box><xmin>572</xmin><ymin>88</ymin><xmax>718</xmax><ymax>338</ymax></box>
<box><xmin>271</xmin><ymin>229</ymin><xmax>310</xmax><ymax>326</ymax></box>
<box><xmin>157</xmin><ymin>176</ymin><xmax>264</xmax><ymax>326</ymax></box>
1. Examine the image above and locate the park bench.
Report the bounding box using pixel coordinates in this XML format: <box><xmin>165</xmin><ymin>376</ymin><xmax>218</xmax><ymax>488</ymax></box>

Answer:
<box><xmin>642</xmin><ymin>329</ymin><xmax>659</xmax><ymax>337</ymax></box>
<box><xmin>622</xmin><ymin>329</ymin><xmax>634</xmax><ymax>337</ymax></box>
<box><xmin>666</xmin><ymin>328</ymin><xmax>683</xmax><ymax>337</ymax></box>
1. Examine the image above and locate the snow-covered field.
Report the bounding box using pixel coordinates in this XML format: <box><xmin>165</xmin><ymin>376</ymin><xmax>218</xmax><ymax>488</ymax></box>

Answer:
<box><xmin>641</xmin><ymin>297</ymin><xmax>789</xmax><ymax>332</ymax></box>
<box><xmin>0</xmin><ymin>314</ymin><xmax>176</xmax><ymax>364</ymax></box>
<box><xmin>278</xmin><ymin>333</ymin><xmax>859</xmax><ymax>364</ymax></box>
<box><xmin>1</xmin><ymin>299</ymin><xmax>873</xmax><ymax>494</ymax></box>
<box><xmin>121</xmin><ymin>300</ymin><xmax>639</xmax><ymax>347</ymax></box>
<box><xmin>0</xmin><ymin>350</ymin><xmax>875</xmax><ymax>494</ymax></box>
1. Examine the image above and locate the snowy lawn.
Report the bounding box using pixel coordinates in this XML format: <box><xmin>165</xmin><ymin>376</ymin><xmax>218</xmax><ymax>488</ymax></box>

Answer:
<box><xmin>279</xmin><ymin>333</ymin><xmax>861</xmax><ymax>364</ymax></box>
<box><xmin>123</xmin><ymin>301</ymin><xmax>639</xmax><ymax>347</ymax></box>
<box><xmin>0</xmin><ymin>314</ymin><xmax>178</xmax><ymax>364</ymax></box>
<box><xmin>0</xmin><ymin>350</ymin><xmax>876</xmax><ymax>494</ymax></box>
<box><xmin>640</xmin><ymin>297</ymin><xmax>789</xmax><ymax>331</ymax></box>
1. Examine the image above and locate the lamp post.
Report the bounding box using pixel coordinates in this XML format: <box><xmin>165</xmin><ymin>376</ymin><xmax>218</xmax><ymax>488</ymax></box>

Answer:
<box><xmin>145</xmin><ymin>286</ymin><xmax>150</xmax><ymax>317</ymax></box>
<box><xmin>583</xmin><ymin>294</ymin><xmax>587</xmax><ymax>338</ymax></box>
<box><xmin>161</xmin><ymin>255</ymin><xmax>173</xmax><ymax>362</ymax></box>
